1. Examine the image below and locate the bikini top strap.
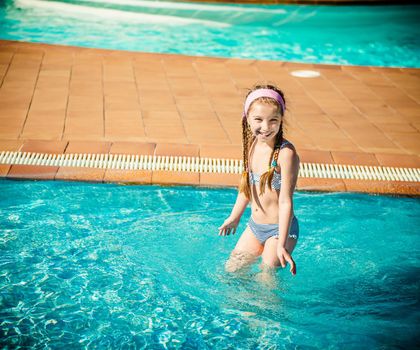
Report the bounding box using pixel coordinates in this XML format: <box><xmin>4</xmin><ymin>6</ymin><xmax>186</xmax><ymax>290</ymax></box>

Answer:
<box><xmin>280</xmin><ymin>140</ymin><xmax>292</xmax><ymax>149</ymax></box>
<box><xmin>249</xmin><ymin>139</ymin><xmax>292</xmax><ymax>174</ymax></box>
<box><xmin>270</xmin><ymin>141</ymin><xmax>292</xmax><ymax>171</ymax></box>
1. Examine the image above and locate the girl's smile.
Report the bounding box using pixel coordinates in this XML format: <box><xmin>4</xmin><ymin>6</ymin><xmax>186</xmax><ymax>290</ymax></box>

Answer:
<box><xmin>258</xmin><ymin>131</ymin><xmax>273</xmax><ymax>138</ymax></box>
<box><xmin>247</xmin><ymin>103</ymin><xmax>282</xmax><ymax>144</ymax></box>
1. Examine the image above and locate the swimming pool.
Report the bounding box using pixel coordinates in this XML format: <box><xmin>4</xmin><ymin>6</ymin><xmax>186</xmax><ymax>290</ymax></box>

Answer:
<box><xmin>0</xmin><ymin>180</ymin><xmax>419</xmax><ymax>348</ymax></box>
<box><xmin>0</xmin><ymin>0</ymin><xmax>419</xmax><ymax>67</ymax></box>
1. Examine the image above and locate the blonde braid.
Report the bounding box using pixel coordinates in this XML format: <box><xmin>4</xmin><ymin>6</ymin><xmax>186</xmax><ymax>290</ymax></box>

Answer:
<box><xmin>239</xmin><ymin>118</ymin><xmax>252</xmax><ymax>200</ymax></box>
<box><xmin>259</xmin><ymin>121</ymin><xmax>284</xmax><ymax>195</ymax></box>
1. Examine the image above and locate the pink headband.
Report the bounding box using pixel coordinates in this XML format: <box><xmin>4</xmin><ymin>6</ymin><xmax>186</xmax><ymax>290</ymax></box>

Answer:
<box><xmin>243</xmin><ymin>88</ymin><xmax>285</xmax><ymax>119</ymax></box>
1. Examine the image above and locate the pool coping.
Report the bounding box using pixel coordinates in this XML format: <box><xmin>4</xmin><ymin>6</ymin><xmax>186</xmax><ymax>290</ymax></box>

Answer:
<box><xmin>1</xmin><ymin>140</ymin><xmax>419</xmax><ymax>196</ymax></box>
<box><xmin>0</xmin><ymin>40</ymin><xmax>419</xmax><ymax>196</ymax></box>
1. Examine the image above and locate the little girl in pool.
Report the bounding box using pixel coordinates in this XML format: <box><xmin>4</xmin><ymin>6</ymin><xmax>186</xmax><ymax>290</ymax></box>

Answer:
<box><xmin>219</xmin><ymin>84</ymin><xmax>300</xmax><ymax>277</ymax></box>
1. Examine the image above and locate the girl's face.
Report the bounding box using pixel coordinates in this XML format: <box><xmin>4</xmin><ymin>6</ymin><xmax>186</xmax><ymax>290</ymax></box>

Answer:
<box><xmin>247</xmin><ymin>102</ymin><xmax>282</xmax><ymax>143</ymax></box>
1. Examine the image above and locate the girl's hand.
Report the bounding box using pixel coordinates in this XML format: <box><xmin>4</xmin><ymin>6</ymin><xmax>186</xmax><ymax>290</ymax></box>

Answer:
<box><xmin>218</xmin><ymin>216</ymin><xmax>240</xmax><ymax>236</ymax></box>
<box><xmin>277</xmin><ymin>247</ymin><xmax>296</xmax><ymax>276</ymax></box>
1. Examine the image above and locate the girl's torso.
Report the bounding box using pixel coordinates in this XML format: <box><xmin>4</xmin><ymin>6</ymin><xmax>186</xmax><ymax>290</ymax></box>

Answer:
<box><xmin>249</xmin><ymin>139</ymin><xmax>295</xmax><ymax>224</ymax></box>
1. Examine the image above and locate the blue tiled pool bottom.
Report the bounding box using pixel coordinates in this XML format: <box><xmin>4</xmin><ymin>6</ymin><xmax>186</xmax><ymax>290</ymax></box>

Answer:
<box><xmin>0</xmin><ymin>180</ymin><xmax>419</xmax><ymax>348</ymax></box>
<box><xmin>0</xmin><ymin>0</ymin><xmax>419</xmax><ymax>67</ymax></box>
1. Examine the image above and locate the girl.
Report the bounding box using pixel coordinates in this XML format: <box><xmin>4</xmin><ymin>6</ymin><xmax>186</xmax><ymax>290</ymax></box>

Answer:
<box><xmin>218</xmin><ymin>84</ymin><xmax>300</xmax><ymax>276</ymax></box>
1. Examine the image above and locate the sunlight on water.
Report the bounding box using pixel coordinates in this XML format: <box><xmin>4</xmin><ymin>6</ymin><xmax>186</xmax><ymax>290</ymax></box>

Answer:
<box><xmin>0</xmin><ymin>180</ymin><xmax>419</xmax><ymax>348</ymax></box>
<box><xmin>0</xmin><ymin>0</ymin><xmax>419</xmax><ymax>67</ymax></box>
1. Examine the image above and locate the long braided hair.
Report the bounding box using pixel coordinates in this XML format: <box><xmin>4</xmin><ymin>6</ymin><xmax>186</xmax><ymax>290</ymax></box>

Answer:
<box><xmin>239</xmin><ymin>84</ymin><xmax>286</xmax><ymax>199</ymax></box>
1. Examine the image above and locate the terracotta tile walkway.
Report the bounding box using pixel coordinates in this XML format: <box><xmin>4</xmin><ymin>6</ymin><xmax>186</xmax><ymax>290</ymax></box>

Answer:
<box><xmin>0</xmin><ymin>40</ymin><xmax>419</xmax><ymax>195</ymax></box>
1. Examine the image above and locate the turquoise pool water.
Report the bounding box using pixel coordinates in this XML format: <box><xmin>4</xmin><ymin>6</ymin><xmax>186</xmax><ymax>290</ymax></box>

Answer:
<box><xmin>0</xmin><ymin>180</ymin><xmax>419</xmax><ymax>348</ymax></box>
<box><xmin>0</xmin><ymin>0</ymin><xmax>419</xmax><ymax>67</ymax></box>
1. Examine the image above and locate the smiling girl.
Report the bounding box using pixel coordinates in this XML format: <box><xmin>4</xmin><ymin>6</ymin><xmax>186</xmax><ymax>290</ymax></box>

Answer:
<box><xmin>218</xmin><ymin>84</ymin><xmax>300</xmax><ymax>278</ymax></box>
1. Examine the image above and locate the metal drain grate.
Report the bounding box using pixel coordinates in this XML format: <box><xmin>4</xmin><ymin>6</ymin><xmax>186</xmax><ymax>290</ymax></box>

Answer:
<box><xmin>0</xmin><ymin>151</ymin><xmax>419</xmax><ymax>182</ymax></box>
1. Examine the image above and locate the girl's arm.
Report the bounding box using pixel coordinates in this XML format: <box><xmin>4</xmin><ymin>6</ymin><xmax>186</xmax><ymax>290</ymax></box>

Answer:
<box><xmin>230</xmin><ymin>191</ymin><xmax>250</xmax><ymax>221</ymax></box>
<box><xmin>218</xmin><ymin>191</ymin><xmax>250</xmax><ymax>236</ymax></box>
<box><xmin>277</xmin><ymin>147</ymin><xmax>300</xmax><ymax>273</ymax></box>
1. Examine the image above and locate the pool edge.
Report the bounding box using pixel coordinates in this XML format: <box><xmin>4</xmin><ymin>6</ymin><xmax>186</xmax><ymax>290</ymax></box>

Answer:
<box><xmin>1</xmin><ymin>147</ymin><xmax>419</xmax><ymax>196</ymax></box>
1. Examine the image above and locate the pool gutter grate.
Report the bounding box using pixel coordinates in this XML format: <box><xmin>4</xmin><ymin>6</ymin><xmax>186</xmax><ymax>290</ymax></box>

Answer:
<box><xmin>1</xmin><ymin>151</ymin><xmax>419</xmax><ymax>182</ymax></box>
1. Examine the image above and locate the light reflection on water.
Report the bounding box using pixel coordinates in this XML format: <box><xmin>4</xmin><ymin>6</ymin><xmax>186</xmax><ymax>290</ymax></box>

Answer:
<box><xmin>0</xmin><ymin>180</ymin><xmax>419</xmax><ymax>348</ymax></box>
<box><xmin>0</xmin><ymin>1</ymin><xmax>419</xmax><ymax>67</ymax></box>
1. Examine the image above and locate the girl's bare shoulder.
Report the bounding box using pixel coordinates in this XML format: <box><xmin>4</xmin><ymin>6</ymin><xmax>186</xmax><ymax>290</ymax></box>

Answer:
<box><xmin>278</xmin><ymin>141</ymin><xmax>299</xmax><ymax>169</ymax></box>
<box><xmin>279</xmin><ymin>140</ymin><xmax>298</xmax><ymax>157</ymax></box>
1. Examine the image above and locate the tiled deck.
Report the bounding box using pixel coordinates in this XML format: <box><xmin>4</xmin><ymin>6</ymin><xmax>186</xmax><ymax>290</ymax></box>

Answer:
<box><xmin>0</xmin><ymin>40</ymin><xmax>419</xmax><ymax>195</ymax></box>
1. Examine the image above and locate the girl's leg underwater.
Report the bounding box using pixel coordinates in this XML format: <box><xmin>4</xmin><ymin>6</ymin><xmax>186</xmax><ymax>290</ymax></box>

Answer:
<box><xmin>225</xmin><ymin>227</ymin><xmax>263</xmax><ymax>273</ymax></box>
<box><xmin>225</xmin><ymin>250</ymin><xmax>258</xmax><ymax>273</ymax></box>
<box><xmin>255</xmin><ymin>235</ymin><xmax>298</xmax><ymax>285</ymax></box>
<box><xmin>261</xmin><ymin>235</ymin><xmax>298</xmax><ymax>268</ymax></box>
